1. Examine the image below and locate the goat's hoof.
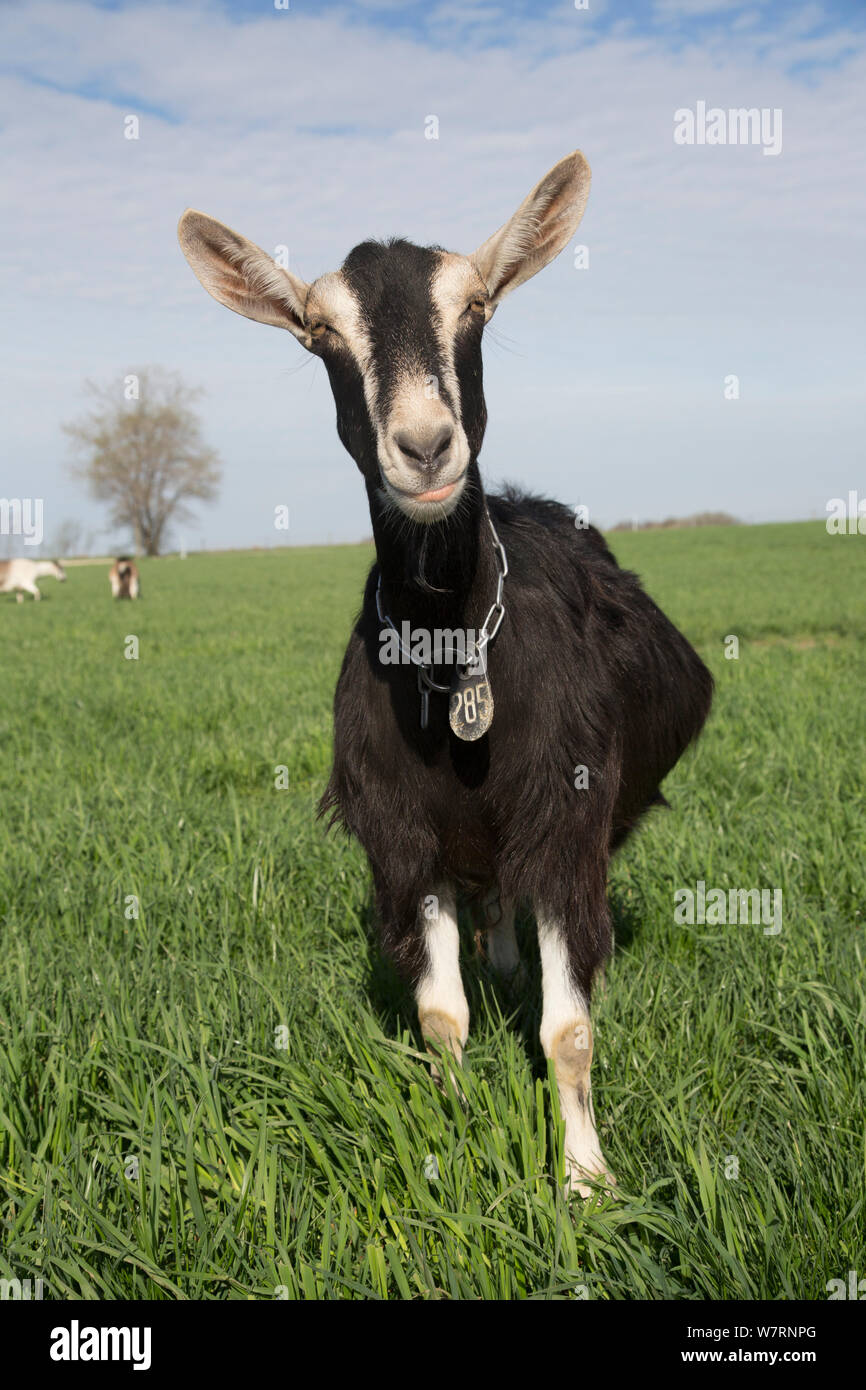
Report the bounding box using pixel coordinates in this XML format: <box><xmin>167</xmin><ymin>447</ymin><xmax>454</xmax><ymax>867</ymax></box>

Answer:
<box><xmin>566</xmin><ymin>1162</ymin><xmax>617</xmax><ymax>1202</ymax></box>
<box><xmin>429</xmin><ymin>1058</ymin><xmax>467</xmax><ymax>1103</ymax></box>
<box><xmin>419</xmin><ymin>1010</ymin><xmax>466</xmax><ymax>1099</ymax></box>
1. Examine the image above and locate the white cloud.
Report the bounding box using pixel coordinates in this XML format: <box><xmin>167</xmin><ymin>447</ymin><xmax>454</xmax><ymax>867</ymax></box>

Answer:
<box><xmin>1</xmin><ymin>0</ymin><xmax>864</xmax><ymax>545</ymax></box>
<box><xmin>654</xmin><ymin>0</ymin><xmax>759</xmax><ymax>18</ymax></box>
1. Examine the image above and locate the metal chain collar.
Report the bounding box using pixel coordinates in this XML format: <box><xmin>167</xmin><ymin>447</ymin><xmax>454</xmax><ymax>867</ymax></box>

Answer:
<box><xmin>375</xmin><ymin>509</ymin><xmax>508</xmax><ymax>696</ymax></box>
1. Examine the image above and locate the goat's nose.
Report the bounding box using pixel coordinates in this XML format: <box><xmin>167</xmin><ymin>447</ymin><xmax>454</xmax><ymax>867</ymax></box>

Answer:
<box><xmin>393</xmin><ymin>424</ymin><xmax>453</xmax><ymax>474</ymax></box>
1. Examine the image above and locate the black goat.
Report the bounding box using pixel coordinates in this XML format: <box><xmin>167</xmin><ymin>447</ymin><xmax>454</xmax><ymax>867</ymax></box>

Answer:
<box><xmin>179</xmin><ymin>152</ymin><xmax>712</xmax><ymax>1194</ymax></box>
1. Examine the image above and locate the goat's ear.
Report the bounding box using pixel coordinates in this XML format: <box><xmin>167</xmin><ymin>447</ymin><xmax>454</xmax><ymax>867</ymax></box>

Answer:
<box><xmin>472</xmin><ymin>151</ymin><xmax>590</xmax><ymax>305</ymax></box>
<box><xmin>178</xmin><ymin>210</ymin><xmax>310</xmax><ymax>342</ymax></box>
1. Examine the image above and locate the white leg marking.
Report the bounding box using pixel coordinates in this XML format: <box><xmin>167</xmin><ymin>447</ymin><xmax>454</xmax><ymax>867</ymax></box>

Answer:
<box><xmin>538</xmin><ymin>916</ymin><xmax>613</xmax><ymax>1197</ymax></box>
<box><xmin>416</xmin><ymin>884</ymin><xmax>469</xmax><ymax>1066</ymax></box>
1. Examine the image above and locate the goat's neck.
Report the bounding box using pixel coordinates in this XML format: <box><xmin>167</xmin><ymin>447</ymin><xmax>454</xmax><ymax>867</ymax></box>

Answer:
<box><xmin>369</xmin><ymin>467</ymin><xmax>496</xmax><ymax>634</ymax></box>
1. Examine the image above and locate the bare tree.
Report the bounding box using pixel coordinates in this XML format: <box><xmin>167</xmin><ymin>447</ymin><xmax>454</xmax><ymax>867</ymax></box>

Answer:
<box><xmin>64</xmin><ymin>367</ymin><xmax>222</xmax><ymax>556</ymax></box>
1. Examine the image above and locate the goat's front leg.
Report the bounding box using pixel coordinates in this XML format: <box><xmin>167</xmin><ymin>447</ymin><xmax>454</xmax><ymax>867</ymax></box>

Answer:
<box><xmin>416</xmin><ymin>884</ymin><xmax>469</xmax><ymax>1078</ymax></box>
<box><xmin>537</xmin><ymin>915</ymin><xmax>614</xmax><ymax>1198</ymax></box>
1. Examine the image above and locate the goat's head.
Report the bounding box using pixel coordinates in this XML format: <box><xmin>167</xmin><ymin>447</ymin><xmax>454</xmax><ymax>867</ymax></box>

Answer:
<box><xmin>178</xmin><ymin>152</ymin><xmax>590</xmax><ymax>524</ymax></box>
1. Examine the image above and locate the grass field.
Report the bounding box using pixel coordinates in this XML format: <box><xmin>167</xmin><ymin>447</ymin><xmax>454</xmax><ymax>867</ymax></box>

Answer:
<box><xmin>1</xmin><ymin>521</ymin><xmax>863</xmax><ymax>1300</ymax></box>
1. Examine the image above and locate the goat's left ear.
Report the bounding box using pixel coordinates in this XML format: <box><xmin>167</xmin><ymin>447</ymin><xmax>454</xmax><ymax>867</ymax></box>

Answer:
<box><xmin>472</xmin><ymin>151</ymin><xmax>591</xmax><ymax>305</ymax></box>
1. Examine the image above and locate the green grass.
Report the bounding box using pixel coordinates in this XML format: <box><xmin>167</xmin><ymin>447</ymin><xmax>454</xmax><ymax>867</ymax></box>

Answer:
<box><xmin>0</xmin><ymin>521</ymin><xmax>863</xmax><ymax>1300</ymax></box>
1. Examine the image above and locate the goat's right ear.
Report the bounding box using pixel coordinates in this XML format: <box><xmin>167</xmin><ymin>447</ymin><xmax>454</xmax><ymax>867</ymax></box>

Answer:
<box><xmin>472</xmin><ymin>151</ymin><xmax>591</xmax><ymax>306</ymax></box>
<box><xmin>177</xmin><ymin>210</ymin><xmax>311</xmax><ymax>343</ymax></box>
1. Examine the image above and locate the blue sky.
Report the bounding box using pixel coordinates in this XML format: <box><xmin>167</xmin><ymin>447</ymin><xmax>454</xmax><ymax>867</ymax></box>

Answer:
<box><xmin>2</xmin><ymin>0</ymin><xmax>864</xmax><ymax>550</ymax></box>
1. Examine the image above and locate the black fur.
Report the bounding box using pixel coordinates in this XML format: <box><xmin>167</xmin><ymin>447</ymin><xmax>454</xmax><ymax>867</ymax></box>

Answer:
<box><xmin>114</xmin><ymin>557</ymin><xmax>136</xmax><ymax>600</ymax></box>
<box><xmin>313</xmin><ymin>240</ymin><xmax>713</xmax><ymax>998</ymax></box>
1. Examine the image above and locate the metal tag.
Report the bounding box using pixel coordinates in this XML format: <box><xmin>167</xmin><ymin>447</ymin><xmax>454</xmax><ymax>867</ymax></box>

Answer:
<box><xmin>449</xmin><ymin>647</ymin><xmax>494</xmax><ymax>741</ymax></box>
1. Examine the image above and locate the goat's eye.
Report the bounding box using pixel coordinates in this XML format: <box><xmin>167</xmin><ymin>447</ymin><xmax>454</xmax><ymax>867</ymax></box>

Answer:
<box><xmin>467</xmin><ymin>299</ymin><xmax>487</xmax><ymax>316</ymax></box>
<box><xmin>309</xmin><ymin>322</ymin><xmax>329</xmax><ymax>340</ymax></box>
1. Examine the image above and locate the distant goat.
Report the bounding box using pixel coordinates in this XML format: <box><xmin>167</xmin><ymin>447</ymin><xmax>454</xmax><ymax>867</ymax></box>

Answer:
<box><xmin>109</xmin><ymin>557</ymin><xmax>140</xmax><ymax>600</ymax></box>
<box><xmin>178</xmin><ymin>152</ymin><xmax>713</xmax><ymax>1195</ymax></box>
<box><xmin>0</xmin><ymin>558</ymin><xmax>66</xmax><ymax>602</ymax></box>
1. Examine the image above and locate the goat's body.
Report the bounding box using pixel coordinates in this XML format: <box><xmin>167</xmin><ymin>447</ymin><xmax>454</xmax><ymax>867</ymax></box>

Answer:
<box><xmin>180</xmin><ymin>149</ymin><xmax>715</xmax><ymax>1195</ymax></box>
<box><xmin>109</xmin><ymin>558</ymin><xmax>140</xmax><ymax>600</ymax></box>
<box><xmin>0</xmin><ymin>558</ymin><xmax>66</xmax><ymax>601</ymax></box>
<box><xmin>323</xmin><ymin>487</ymin><xmax>712</xmax><ymax>992</ymax></box>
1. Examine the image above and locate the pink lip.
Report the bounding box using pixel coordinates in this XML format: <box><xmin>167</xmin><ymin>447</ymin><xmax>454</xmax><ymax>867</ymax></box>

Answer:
<box><xmin>414</xmin><ymin>482</ymin><xmax>457</xmax><ymax>503</ymax></box>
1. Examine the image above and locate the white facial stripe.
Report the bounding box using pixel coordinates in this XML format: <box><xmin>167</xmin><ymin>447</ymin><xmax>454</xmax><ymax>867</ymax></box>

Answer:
<box><xmin>429</xmin><ymin>253</ymin><xmax>482</xmax><ymax>421</ymax></box>
<box><xmin>306</xmin><ymin>271</ymin><xmax>381</xmax><ymax>424</ymax></box>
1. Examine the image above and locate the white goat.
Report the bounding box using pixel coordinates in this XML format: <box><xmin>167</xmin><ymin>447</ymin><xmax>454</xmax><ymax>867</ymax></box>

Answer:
<box><xmin>0</xmin><ymin>558</ymin><xmax>67</xmax><ymax>602</ymax></box>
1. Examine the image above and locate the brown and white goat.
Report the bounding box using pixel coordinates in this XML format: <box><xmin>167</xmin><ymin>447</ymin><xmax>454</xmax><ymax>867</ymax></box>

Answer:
<box><xmin>0</xmin><ymin>558</ymin><xmax>67</xmax><ymax>602</ymax></box>
<box><xmin>178</xmin><ymin>152</ymin><xmax>713</xmax><ymax>1195</ymax></box>
<box><xmin>109</xmin><ymin>557</ymin><xmax>140</xmax><ymax>600</ymax></box>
